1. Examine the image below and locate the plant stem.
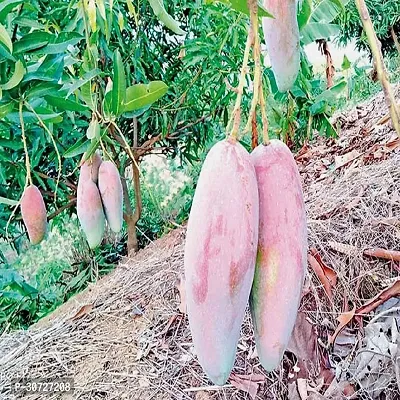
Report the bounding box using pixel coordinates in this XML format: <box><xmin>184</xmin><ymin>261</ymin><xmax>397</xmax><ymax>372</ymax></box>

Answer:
<box><xmin>355</xmin><ymin>0</ymin><xmax>400</xmax><ymax>137</ymax></box>
<box><xmin>19</xmin><ymin>102</ymin><xmax>32</xmax><ymax>186</ymax></box>
<box><xmin>229</xmin><ymin>4</ymin><xmax>254</xmax><ymax>141</ymax></box>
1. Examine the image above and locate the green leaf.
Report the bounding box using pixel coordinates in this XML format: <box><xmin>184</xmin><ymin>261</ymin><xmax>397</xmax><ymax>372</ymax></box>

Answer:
<box><xmin>64</xmin><ymin>68</ymin><xmax>101</xmax><ymax>97</ymax></box>
<box><xmin>0</xmin><ymin>138</ymin><xmax>23</xmax><ymax>150</ymax></box>
<box><xmin>0</xmin><ymin>23</ymin><xmax>12</xmax><ymax>52</ymax></box>
<box><xmin>124</xmin><ymin>81</ymin><xmax>168</xmax><ymax>112</ymax></box>
<box><xmin>310</xmin><ymin>0</ymin><xmax>349</xmax><ymax>24</ymax></box>
<box><xmin>23</xmin><ymin>54</ymin><xmax>65</xmax><ymax>83</ymax></box>
<box><xmin>205</xmin><ymin>0</ymin><xmax>273</xmax><ymax>18</ymax></box>
<box><xmin>45</xmin><ymin>95</ymin><xmax>88</xmax><ymax>112</ymax></box>
<box><xmin>39</xmin><ymin>32</ymin><xmax>84</xmax><ymax>55</ymax></box>
<box><xmin>0</xmin><ymin>0</ymin><xmax>23</xmax><ymax>22</ymax></box>
<box><xmin>111</xmin><ymin>50</ymin><xmax>126</xmax><ymax>116</ymax></box>
<box><xmin>0</xmin><ymin>41</ymin><xmax>15</xmax><ymax>62</ymax></box>
<box><xmin>13</xmin><ymin>32</ymin><xmax>52</xmax><ymax>54</ymax></box>
<box><xmin>64</xmin><ymin>137</ymin><xmax>91</xmax><ymax>158</ymax></box>
<box><xmin>341</xmin><ymin>54</ymin><xmax>351</xmax><ymax>71</ymax></box>
<box><xmin>298</xmin><ymin>0</ymin><xmax>312</xmax><ymax>30</ymax></box>
<box><xmin>0</xmin><ymin>61</ymin><xmax>25</xmax><ymax>90</ymax></box>
<box><xmin>148</xmin><ymin>0</ymin><xmax>186</xmax><ymax>35</ymax></box>
<box><xmin>314</xmin><ymin>79</ymin><xmax>347</xmax><ymax>103</ymax></box>
<box><xmin>0</xmin><ymin>101</ymin><xmax>14</xmax><ymax>118</ymax></box>
<box><xmin>0</xmin><ymin>196</ymin><xmax>18</xmax><ymax>206</ymax></box>
<box><xmin>300</xmin><ymin>22</ymin><xmax>340</xmax><ymax>45</ymax></box>
<box><xmin>86</xmin><ymin>118</ymin><xmax>100</xmax><ymax>139</ymax></box>
<box><xmin>26</xmin><ymin>82</ymin><xmax>62</xmax><ymax>100</ymax></box>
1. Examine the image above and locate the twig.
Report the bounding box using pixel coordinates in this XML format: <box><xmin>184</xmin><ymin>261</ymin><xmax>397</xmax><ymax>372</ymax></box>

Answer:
<box><xmin>369</xmin><ymin>306</ymin><xmax>400</xmax><ymax>325</ymax></box>
<box><xmin>47</xmin><ymin>199</ymin><xmax>77</xmax><ymax>221</ymax></box>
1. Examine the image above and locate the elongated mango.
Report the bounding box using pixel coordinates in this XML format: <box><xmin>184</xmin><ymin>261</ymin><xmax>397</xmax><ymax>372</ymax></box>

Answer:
<box><xmin>77</xmin><ymin>165</ymin><xmax>105</xmax><ymax>249</ymax></box>
<box><xmin>20</xmin><ymin>185</ymin><xmax>47</xmax><ymax>245</ymax></box>
<box><xmin>250</xmin><ymin>139</ymin><xmax>307</xmax><ymax>371</ymax></box>
<box><xmin>262</xmin><ymin>0</ymin><xmax>300</xmax><ymax>92</ymax></box>
<box><xmin>184</xmin><ymin>139</ymin><xmax>259</xmax><ymax>385</ymax></box>
<box><xmin>98</xmin><ymin>161</ymin><xmax>123</xmax><ymax>233</ymax></box>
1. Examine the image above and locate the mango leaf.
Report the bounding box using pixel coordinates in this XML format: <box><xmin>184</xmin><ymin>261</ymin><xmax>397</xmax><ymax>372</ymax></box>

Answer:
<box><xmin>122</xmin><ymin>104</ymin><xmax>151</xmax><ymax>119</ymax></box>
<box><xmin>124</xmin><ymin>81</ymin><xmax>168</xmax><ymax>112</ymax></box>
<box><xmin>0</xmin><ymin>101</ymin><xmax>14</xmax><ymax>118</ymax></box>
<box><xmin>0</xmin><ymin>61</ymin><xmax>25</xmax><ymax>90</ymax></box>
<box><xmin>45</xmin><ymin>95</ymin><xmax>88</xmax><ymax>112</ymax></box>
<box><xmin>0</xmin><ymin>196</ymin><xmax>18</xmax><ymax>206</ymax></box>
<box><xmin>0</xmin><ymin>41</ymin><xmax>15</xmax><ymax>62</ymax></box>
<box><xmin>64</xmin><ymin>68</ymin><xmax>101</xmax><ymax>97</ymax></box>
<box><xmin>0</xmin><ymin>23</ymin><xmax>12</xmax><ymax>52</ymax></box>
<box><xmin>300</xmin><ymin>22</ymin><xmax>340</xmax><ymax>45</ymax></box>
<box><xmin>298</xmin><ymin>0</ymin><xmax>312</xmax><ymax>30</ymax></box>
<box><xmin>111</xmin><ymin>50</ymin><xmax>126</xmax><ymax>116</ymax></box>
<box><xmin>148</xmin><ymin>0</ymin><xmax>186</xmax><ymax>35</ymax></box>
<box><xmin>13</xmin><ymin>31</ymin><xmax>52</xmax><ymax>54</ymax></box>
<box><xmin>205</xmin><ymin>0</ymin><xmax>273</xmax><ymax>18</ymax></box>
<box><xmin>23</xmin><ymin>53</ymin><xmax>65</xmax><ymax>83</ymax></box>
<box><xmin>26</xmin><ymin>82</ymin><xmax>62</xmax><ymax>100</ymax></box>
<box><xmin>64</xmin><ymin>137</ymin><xmax>90</xmax><ymax>158</ymax></box>
<box><xmin>39</xmin><ymin>32</ymin><xmax>84</xmax><ymax>55</ymax></box>
<box><xmin>0</xmin><ymin>0</ymin><xmax>23</xmax><ymax>22</ymax></box>
<box><xmin>0</xmin><ymin>138</ymin><xmax>23</xmax><ymax>150</ymax></box>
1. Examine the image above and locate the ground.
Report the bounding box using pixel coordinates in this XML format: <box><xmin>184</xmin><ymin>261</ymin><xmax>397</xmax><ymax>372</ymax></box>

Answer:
<box><xmin>1</xmin><ymin>88</ymin><xmax>400</xmax><ymax>400</ymax></box>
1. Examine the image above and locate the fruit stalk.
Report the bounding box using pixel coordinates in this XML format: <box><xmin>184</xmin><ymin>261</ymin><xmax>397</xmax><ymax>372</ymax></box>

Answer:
<box><xmin>229</xmin><ymin>0</ymin><xmax>255</xmax><ymax>141</ymax></box>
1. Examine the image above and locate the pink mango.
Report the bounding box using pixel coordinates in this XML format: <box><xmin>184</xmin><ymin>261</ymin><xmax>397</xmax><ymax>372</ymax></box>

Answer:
<box><xmin>250</xmin><ymin>139</ymin><xmax>307</xmax><ymax>371</ymax></box>
<box><xmin>20</xmin><ymin>185</ymin><xmax>47</xmax><ymax>245</ymax></box>
<box><xmin>77</xmin><ymin>166</ymin><xmax>105</xmax><ymax>249</ymax></box>
<box><xmin>184</xmin><ymin>139</ymin><xmax>259</xmax><ymax>385</ymax></box>
<box><xmin>263</xmin><ymin>0</ymin><xmax>300</xmax><ymax>92</ymax></box>
<box><xmin>98</xmin><ymin>161</ymin><xmax>123</xmax><ymax>233</ymax></box>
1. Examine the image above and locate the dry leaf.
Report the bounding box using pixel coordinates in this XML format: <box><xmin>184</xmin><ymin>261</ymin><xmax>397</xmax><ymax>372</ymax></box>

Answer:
<box><xmin>287</xmin><ymin>312</ymin><xmax>318</xmax><ymax>378</ymax></box>
<box><xmin>328</xmin><ymin>307</ymin><xmax>355</xmax><ymax>345</ymax></box>
<box><xmin>176</xmin><ymin>275</ymin><xmax>187</xmax><ymax>314</ymax></box>
<box><xmin>356</xmin><ymin>279</ymin><xmax>400</xmax><ymax>316</ymax></box>
<box><xmin>70</xmin><ymin>303</ymin><xmax>94</xmax><ymax>321</ymax></box>
<box><xmin>334</xmin><ymin>150</ymin><xmax>360</xmax><ymax>169</ymax></box>
<box><xmin>363</xmin><ymin>247</ymin><xmax>400</xmax><ymax>262</ymax></box>
<box><xmin>308</xmin><ymin>249</ymin><xmax>337</xmax><ymax>302</ymax></box>
<box><xmin>230</xmin><ymin>373</ymin><xmax>263</xmax><ymax>400</ymax></box>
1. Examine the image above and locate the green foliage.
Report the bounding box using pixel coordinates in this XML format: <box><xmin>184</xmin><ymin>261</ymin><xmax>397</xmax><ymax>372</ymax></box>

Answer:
<box><xmin>0</xmin><ymin>216</ymin><xmax>120</xmax><ymax>333</ymax></box>
<box><xmin>337</xmin><ymin>0</ymin><xmax>400</xmax><ymax>57</ymax></box>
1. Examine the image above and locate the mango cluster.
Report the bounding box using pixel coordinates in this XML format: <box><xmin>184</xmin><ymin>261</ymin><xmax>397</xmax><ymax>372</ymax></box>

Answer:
<box><xmin>184</xmin><ymin>139</ymin><xmax>307</xmax><ymax>385</ymax></box>
<box><xmin>77</xmin><ymin>152</ymin><xmax>123</xmax><ymax>249</ymax></box>
<box><xmin>21</xmin><ymin>185</ymin><xmax>48</xmax><ymax>245</ymax></box>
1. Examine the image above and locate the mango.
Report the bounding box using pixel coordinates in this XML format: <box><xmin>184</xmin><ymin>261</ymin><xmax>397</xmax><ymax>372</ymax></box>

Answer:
<box><xmin>262</xmin><ymin>0</ymin><xmax>300</xmax><ymax>92</ymax></box>
<box><xmin>250</xmin><ymin>139</ymin><xmax>307</xmax><ymax>371</ymax></box>
<box><xmin>20</xmin><ymin>185</ymin><xmax>47</xmax><ymax>245</ymax></box>
<box><xmin>98</xmin><ymin>161</ymin><xmax>123</xmax><ymax>233</ymax></box>
<box><xmin>80</xmin><ymin>151</ymin><xmax>102</xmax><ymax>183</ymax></box>
<box><xmin>184</xmin><ymin>139</ymin><xmax>259</xmax><ymax>385</ymax></box>
<box><xmin>77</xmin><ymin>166</ymin><xmax>105</xmax><ymax>249</ymax></box>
